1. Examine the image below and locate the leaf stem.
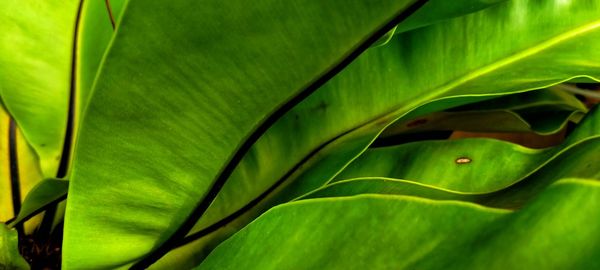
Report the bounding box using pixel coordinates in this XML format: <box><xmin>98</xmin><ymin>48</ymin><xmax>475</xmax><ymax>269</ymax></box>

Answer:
<box><xmin>8</xmin><ymin>118</ymin><xmax>23</xmax><ymax>236</ymax></box>
<box><xmin>105</xmin><ymin>0</ymin><xmax>116</xmax><ymax>30</ymax></box>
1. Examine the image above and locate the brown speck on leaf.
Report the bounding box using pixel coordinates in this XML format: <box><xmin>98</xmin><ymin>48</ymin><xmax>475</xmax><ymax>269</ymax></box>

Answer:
<box><xmin>455</xmin><ymin>157</ymin><xmax>472</xmax><ymax>164</ymax></box>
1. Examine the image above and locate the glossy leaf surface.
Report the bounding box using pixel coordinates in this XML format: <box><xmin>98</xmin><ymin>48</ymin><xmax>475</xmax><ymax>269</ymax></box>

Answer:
<box><xmin>335</xmin><ymin>106</ymin><xmax>600</xmax><ymax>191</ymax></box>
<box><xmin>0</xmin><ymin>0</ymin><xmax>79</xmax><ymax>177</ymax></box>
<box><xmin>176</xmin><ymin>2</ymin><xmax>600</xmax><ymax>262</ymax></box>
<box><xmin>303</xmin><ymin>138</ymin><xmax>600</xmax><ymax>209</ymax></box>
<box><xmin>381</xmin><ymin>88</ymin><xmax>586</xmax><ymax>137</ymax></box>
<box><xmin>63</xmin><ymin>0</ymin><xmax>424</xmax><ymax>268</ymax></box>
<box><xmin>200</xmin><ymin>179</ymin><xmax>600</xmax><ymax>269</ymax></box>
<box><xmin>0</xmin><ymin>0</ymin><xmax>126</xmax><ymax>179</ymax></box>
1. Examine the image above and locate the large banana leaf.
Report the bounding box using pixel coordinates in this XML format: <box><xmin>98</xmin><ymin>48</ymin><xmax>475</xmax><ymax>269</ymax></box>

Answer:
<box><xmin>200</xmin><ymin>179</ymin><xmax>600</xmax><ymax>269</ymax></box>
<box><xmin>168</xmin><ymin>1</ymin><xmax>600</xmax><ymax>263</ymax></box>
<box><xmin>62</xmin><ymin>0</ymin><xmax>431</xmax><ymax>268</ymax></box>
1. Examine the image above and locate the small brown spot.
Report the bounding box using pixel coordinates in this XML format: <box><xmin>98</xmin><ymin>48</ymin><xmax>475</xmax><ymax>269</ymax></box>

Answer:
<box><xmin>406</xmin><ymin>118</ymin><xmax>428</xmax><ymax>128</ymax></box>
<box><xmin>455</xmin><ymin>157</ymin><xmax>472</xmax><ymax>164</ymax></box>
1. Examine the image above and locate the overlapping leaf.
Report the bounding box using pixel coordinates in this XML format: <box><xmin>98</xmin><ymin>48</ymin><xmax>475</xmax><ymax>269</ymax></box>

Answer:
<box><xmin>0</xmin><ymin>1</ymin><xmax>127</xmax><ymax>241</ymax></box>
<box><xmin>63</xmin><ymin>0</ymin><xmax>431</xmax><ymax>268</ymax></box>
<box><xmin>200</xmin><ymin>179</ymin><xmax>600</xmax><ymax>269</ymax></box>
<box><xmin>380</xmin><ymin>88</ymin><xmax>586</xmax><ymax>138</ymax></box>
<box><xmin>303</xmin><ymin>136</ymin><xmax>600</xmax><ymax>209</ymax></box>
<box><xmin>334</xmin><ymin>107</ymin><xmax>600</xmax><ymax>192</ymax></box>
<box><xmin>164</xmin><ymin>2</ymin><xmax>600</xmax><ymax>265</ymax></box>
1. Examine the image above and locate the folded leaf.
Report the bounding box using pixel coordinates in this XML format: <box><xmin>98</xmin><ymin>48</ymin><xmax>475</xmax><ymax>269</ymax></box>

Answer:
<box><xmin>302</xmin><ymin>137</ymin><xmax>600</xmax><ymax>208</ymax></box>
<box><xmin>186</xmin><ymin>1</ymin><xmax>600</xmax><ymax>249</ymax></box>
<box><xmin>381</xmin><ymin>88</ymin><xmax>586</xmax><ymax>137</ymax></box>
<box><xmin>335</xmin><ymin>106</ymin><xmax>600</xmax><ymax>192</ymax></box>
<box><xmin>173</xmin><ymin>10</ymin><xmax>600</xmax><ymax>262</ymax></box>
<box><xmin>304</xmin><ymin>109</ymin><xmax>600</xmax><ymax>209</ymax></box>
<box><xmin>374</xmin><ymin>0</ymin><xmax>506</xmax><ymax>47</ymax></box>
<box><xmin>200</xmin><ymin>179</ymin><xmax>600</xmax><ymax>269</ymax></box>
<box><xmin>395</xmin><ymin>0</ymin><xmax>506</xmax><ymax>32</ymax></box>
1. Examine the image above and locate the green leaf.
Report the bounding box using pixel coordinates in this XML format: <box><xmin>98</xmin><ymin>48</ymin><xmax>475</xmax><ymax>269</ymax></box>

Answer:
<box><xmin>300</xmin><ymin>133</ymin><xmax>600</xmax><ymax>210</ymax></box>
<box><xmin>374</xmin><ymin>0</ymin><xmax>506</xmax><ymax>47</ymax></box>
<box><xmin>78</xmin><ymin>0</ymin><xmax>127</xmax><ymax>112</ymax></box>
<box><xmin>7</xmin><ymin>179</ymin><xmax>68</xmax><ymax>228</ymax></box>
<box><xmin>240</xmin><ymin>0</ymin><xmax>600</xmax><ymax>214</ymax></box>
<box><xmin>0</xmin><ymin>0</ymin><xmax>79</xmax><ymax>177</ymax></box>
<box><xmin>302</xmin><ymin>108</ymin><xmax>600</xmax><ymax>210</ymax></box>
<box><xmin>286</xmin><ymin>0</ymin><xmax>600</xmax><ymax>197</ymax></box>
<box><xmin>334</xmin><ymin>106</ymin><xmax>600</xmax><ymax>192</ymax></box>
<box><xmin>200</xmin><ymin>179</ymin><xmax>600</xmax><ymax>270</ymax></box>
<box><xmin>0</xmin><ymin>0</ymin><xmax>126</xmax><ymax>178</ymax></box>
<box><xmin>395</xmin><ymin>0</ymin><xmax>506</xmax><ymax>32</ymax></box>
<box><xmin>63</xmin><ymin>0</ymin><xmax>426</xmax><ymax>268</ymax></box>
<box><xmin>163</xmin><ymin>0</ymin><xmax>600</xmax><ymax>262</ymax></box>
<box><xmin>302</xmin><ymin>136</ymin><xmax>600</xmax><ymax>209</ymax></box>
<box><xmin>381</xmin><ymin>88</ymin><xmax>586</xmax><ymax>137</ymax></box>
<box><xmin>0</xmin><ymin>224</ymin><xmax>29</xmax><ymax>270</ymax></box>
